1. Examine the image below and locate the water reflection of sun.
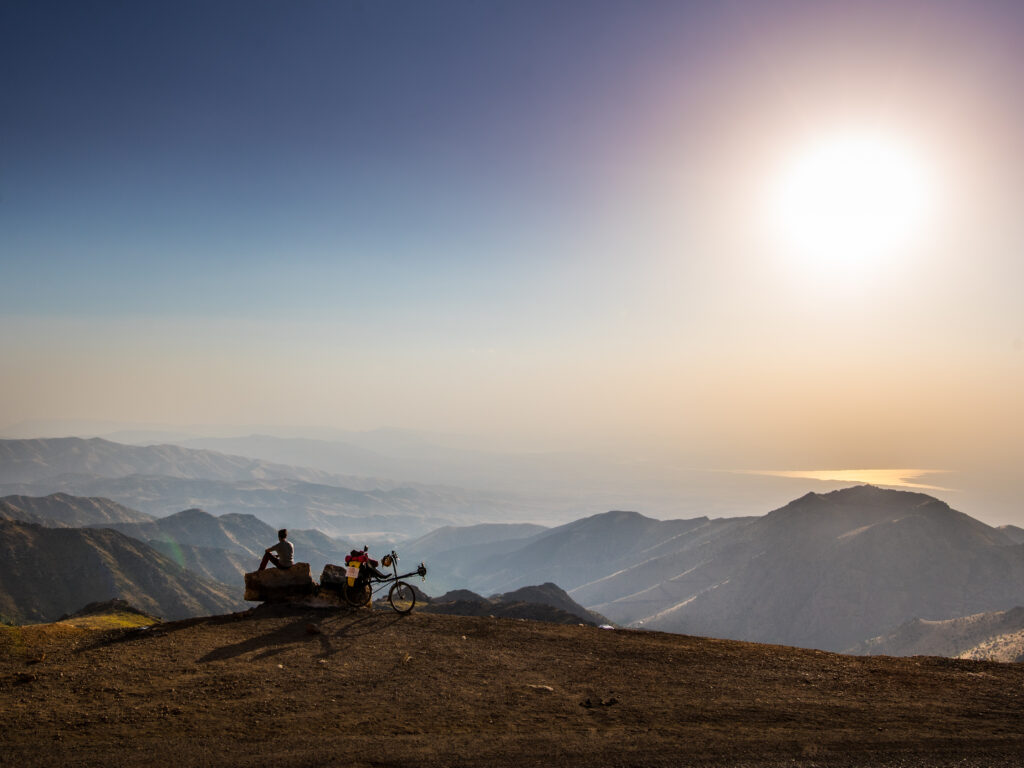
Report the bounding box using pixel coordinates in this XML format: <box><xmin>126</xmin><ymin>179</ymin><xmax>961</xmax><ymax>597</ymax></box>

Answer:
<box><xmin>741</xmin><ymin>468</ymin><xmax>953</xmax><ymax>492</ymax></box>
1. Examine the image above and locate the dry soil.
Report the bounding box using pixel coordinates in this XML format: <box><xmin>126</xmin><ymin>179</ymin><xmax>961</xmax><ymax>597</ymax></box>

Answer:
<box><xmin>2</xmin><ymin>604</ymin><xmax>1024</xmax><ymax>767</ymax></box>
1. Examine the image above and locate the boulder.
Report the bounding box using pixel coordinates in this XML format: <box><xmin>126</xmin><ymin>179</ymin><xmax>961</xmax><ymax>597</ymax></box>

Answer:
<box><xmin>243</xmin><ymin>563</ymin><xmax>314</xmax><ymax>602</ymax></box>
<box><xmin>319</xmin><ymin>563</ymin><xmax>371</xmax><ymax>606</ymax></box>
<box><xmin>320</xmin><ymin>563</ymin><xmax>350</xmax><ymax>588</ymax></box>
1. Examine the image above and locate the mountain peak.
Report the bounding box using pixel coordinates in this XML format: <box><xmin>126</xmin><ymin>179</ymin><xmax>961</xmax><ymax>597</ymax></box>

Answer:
<box><xmin>169</xmin><ymin>507</ymin><xmax>214</xmax><ymax>520</ymax></box>
<box><xmin>580</xmin><ymin>509</ymin><xmax>650</xmax><ymax>525</ymax></box>
<box><xmin>773</xmin><ymin>484</ymin><xmax>944</xmax><ymax>517</ymax></box>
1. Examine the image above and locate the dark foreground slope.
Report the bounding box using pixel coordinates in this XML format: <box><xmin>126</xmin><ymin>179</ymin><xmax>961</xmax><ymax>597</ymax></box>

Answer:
<box><xmin>2</xmin><ymin>607</ymin><xmax>1023</xmax><ymax>768</ymax></box>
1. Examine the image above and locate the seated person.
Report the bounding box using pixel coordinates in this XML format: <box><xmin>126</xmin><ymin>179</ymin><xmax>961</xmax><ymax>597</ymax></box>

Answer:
<box><xmin>259</xmin><ymin>529</ymin><xmax>294</xmax><ymax>570</ymax></box>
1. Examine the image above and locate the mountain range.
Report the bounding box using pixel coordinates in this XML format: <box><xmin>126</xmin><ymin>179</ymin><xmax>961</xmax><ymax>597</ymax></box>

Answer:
<box><xmin>0</xmin><ymin>437</ymin><xmax>537</xmax><ymax>540</ymax></box>
<box><xmin>4</xmin><ymin>437</ymin><xmax>1024</xmax><ymax>655</ymax></box>
<box><xmin>0</xmin><ymin>436</ymin><xmax>355</xmax><ymax>485</ymax></box>
<box><xmin>850</xmin><ymin>606</ymin><xmax>1024</xmax><ymax>661</ymax></box>
<box><xmin>0</xmin><ymin>492</ymin><xmax>355</xmax><ymax>593</ymax></box>
<box><xmin>101</xmin><ymin>507</ymin><xmax>354</xmax><ymax>585</ymax></box>
<box><xmin>0</xmin><ymin>518</ymin><xmax>243</xmax><ymax>623</ymax></box>
<box><xmin>423</xmin><ymin>582</ymin><xmax>609</xmax><ymax>626</ymax></box>
<box><xmin>405</xmin><ymin>485</ymin><xmax>1024</xmax><ymax>652</ymax></box>
<box><xmin>0</xmin><ymin>492</ymin><xmax>592</xmax><ymax>628</ymax></box>
<box><xmin>0</xmin><ymin>492</ymin><xmax>153</xmax><ymax>527</ymax></box>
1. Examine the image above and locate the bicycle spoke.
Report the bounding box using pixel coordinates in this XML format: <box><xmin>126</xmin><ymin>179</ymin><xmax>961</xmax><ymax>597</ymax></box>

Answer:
<box><xmin>388</xmin><ymin>581</ymin><xmax>416</xmax><ymax>614</ymax></box>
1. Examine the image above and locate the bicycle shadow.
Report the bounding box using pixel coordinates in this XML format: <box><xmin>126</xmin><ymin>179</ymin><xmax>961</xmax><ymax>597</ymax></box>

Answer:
<box><xmin>75</xmin><ymin>608</ymin><xmax>261</xmax><ymax>654</ymax></box>
<box><xmin>197</xmin><ymin>610</ymin><xmax>407</xmax><ymax>663</ymax></box>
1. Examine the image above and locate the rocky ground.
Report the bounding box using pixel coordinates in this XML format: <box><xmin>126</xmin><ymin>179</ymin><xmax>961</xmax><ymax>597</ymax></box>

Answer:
<box><xmin>2</xmin><ymin>604</ymin><xmax>1024</xmax><ymax>767</ymax></box>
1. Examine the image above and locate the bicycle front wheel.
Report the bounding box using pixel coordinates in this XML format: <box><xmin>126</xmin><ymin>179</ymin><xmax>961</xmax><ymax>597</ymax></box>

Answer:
<box><xmin>388</xmin><ymin>581</ymin><xmax>416</xmax><ymax>614</ymax></box>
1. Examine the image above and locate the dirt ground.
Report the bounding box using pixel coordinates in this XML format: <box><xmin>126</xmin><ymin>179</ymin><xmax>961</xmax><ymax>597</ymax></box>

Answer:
<box><xmin>2</xmin><ymin>604</ymin><xmax>1024</xmax><ymax>767</ymax></box>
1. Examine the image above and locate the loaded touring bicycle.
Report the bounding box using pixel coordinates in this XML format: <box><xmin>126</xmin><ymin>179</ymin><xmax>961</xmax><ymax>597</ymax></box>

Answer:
<box><xmin>321</xmin><ymin>548</ymin><xmax>427</xmax><ymax>614</ymax></box>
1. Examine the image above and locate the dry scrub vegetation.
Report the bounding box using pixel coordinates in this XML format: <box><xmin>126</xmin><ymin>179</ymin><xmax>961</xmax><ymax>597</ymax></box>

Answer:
<box><xmin>2</xmin><ymin>604</ymin><xmax>1024</xmax><ymax>767</ymax></box>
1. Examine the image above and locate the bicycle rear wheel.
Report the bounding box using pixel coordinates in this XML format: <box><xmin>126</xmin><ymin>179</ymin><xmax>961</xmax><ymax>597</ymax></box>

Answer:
<box><xmin>388</xmin><ymin>581</ymin><xmax>416</xmax><ymax>614</ymax></box>
<box><xmin>344</xmin><ymin>580</ymin><xmax>372</xmax><ymax>608</ymax></box>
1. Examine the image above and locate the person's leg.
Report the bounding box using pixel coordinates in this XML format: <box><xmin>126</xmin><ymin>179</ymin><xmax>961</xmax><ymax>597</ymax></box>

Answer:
<box><xmin>258</xmin><ymin>552</ymin><xmax>281</xmax><ymax>571</ymax></box>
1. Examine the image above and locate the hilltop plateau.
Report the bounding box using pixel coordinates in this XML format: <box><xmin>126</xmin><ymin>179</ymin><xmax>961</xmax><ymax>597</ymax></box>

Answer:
<box><xmin>2</xmin><ymin>606</ymin><xmax>1023</xmax><ymax>767</ymax></box>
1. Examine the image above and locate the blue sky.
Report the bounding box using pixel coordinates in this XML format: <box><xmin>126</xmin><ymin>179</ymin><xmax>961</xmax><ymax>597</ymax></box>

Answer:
<box><xmin>4</xmin><ymin>1</ymin><xmax>681</xmax><ymax>314</ymax></box>
<box><xmin>3</xmin><ymin>1</ymin><xmax>1024</xmax><ymax>520</ymax></box>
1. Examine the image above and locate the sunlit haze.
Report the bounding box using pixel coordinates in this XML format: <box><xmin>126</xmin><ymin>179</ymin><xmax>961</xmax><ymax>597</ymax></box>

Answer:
<box><xmin>766</xmin><ymin>131</ymin><xmax>935</xmax><ymax>272</ymax></box>
<box><xmin>3</xmin><ymin>1</ymin><xmax>1023</xmax><ymax>523</ymax></box>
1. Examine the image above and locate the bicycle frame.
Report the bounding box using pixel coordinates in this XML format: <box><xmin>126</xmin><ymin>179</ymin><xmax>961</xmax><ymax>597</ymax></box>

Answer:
<box><xmin>366</xmin><ymin>550</ymin><xmax>427</xmax><ymax>596</ymax></box>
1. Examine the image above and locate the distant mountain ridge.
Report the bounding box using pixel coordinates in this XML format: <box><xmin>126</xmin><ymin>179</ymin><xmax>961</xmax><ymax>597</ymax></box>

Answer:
<box><xmin>0</xmin><ymin>436</ymin><xmax>361</xmax><ymax>485</ymax></box>
<box><xmin>586</xmin><ymin>487</ymin><xmax>1024</xmax><ymax>650</ymax></box>
<box><xmin>0</xmin><ymin>493</ymin><xmax>154</xmax><ymax>527</ymax></box>
<box><xmin>423</xmin><ymin>582</ymin><xmax>609</xmax><ymax>626</ymax></box>
<box><xmin>406</xmin><ymin>486</ymin><xmax>1024</xmax><ymax>652</ymax></box>
<box><xmin>5</xmin><ymin>438</ymin><xmax>1024</xmax><ymax>654</ymax></box>
<box><xmin>849</xmin><ymin>606</ymin><xmax>1024</xmax><ymax>661</ymax></box>
<box><xmin>404</xmin><ymin>510</ymin><xmax>751</xmax><ymax>599</ymax></box>
<box><xmin>0</xmin><ymin>518</ymin><xmax>243</xmax><ymax>623</ymax></box>
<box><xmin>0</xmin><ymin>437</ymin><xmax>540</xmax><ymax>539</ymax></box>
<box><xmin>998</xmin><ymin>525</ymin><xmax>1024</xmax><ymax>544</ymax></box>
<box><xmin>0</xmin><ymin>493</ymin><xmax>355</xmax><ymax>606</ymax></box>
<box><xmin>103</xmin><ymin>506</ymin><xmax>354</xmax><ymax>583</ymax></box>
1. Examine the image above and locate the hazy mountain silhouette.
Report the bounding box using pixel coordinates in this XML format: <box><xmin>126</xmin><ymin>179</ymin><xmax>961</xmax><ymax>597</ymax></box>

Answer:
<box><xmin>0</xmin><ymin>492</ymin><xmax>154</xmax><ymax>527</ymax></box>
<box><xmin>0</xmin><ymin>437</ymin><xmax>525</xmax><ymax>539</ymax></box>
<box><xmin>170</xmin><ymin>433</ymin><xmax>811</xmax><ymax>519</ymax></box>
<box><xmin>406</xmin><ymin>510</ymin><xmax>750</xmax><ymax>598</ymax></box>
<box><xmin>145</xmin><ymin>541</ymin><xmax>254</xmax><ymax>588</ymax></box>
<box><xmin>496</xmin><ymin>583</ymin><xmax>610</xmax><ymax>625</ymax></box>
<box><xmin>0</xmin><ymin>436</ymin><xmax>352</xmax><ymax>484</ymax></box>
<box><xmin>410</xmin><ymin>486</ymin><xmax>1024</xmax><ymax>651</ymax></box>
<box><xmin>401</xmin><ymin>522</ymin><xmax>550</xmax><ymax>592</ymax></box>
<box><xmin>0</xmin><ymin>519</ymin><xmax>243</xmax><ymax>623</ymax></box>
<box><xmin>101</xmin><ymin>506</ymin><xmax>352</xmax><ymax>583</ymax></box>
<box><xmin>850</xmin><ymin>606</ymin><xmax>1024</xmax><ymax>661</ymax></box>
<box><xmin>423</xmin><ymin>582</ymin><xmax>609</xmax><ymax>626</ymax></box>
<box><xmin>405</xmin><ymin>522</ymin><xmax>549</xmax><ymax>554</ymax></box>
<box><xmin>620</xmin><ymin>486</ymin><xmax>1024</xmax><ymax>650</ymax></box>
<box><xmin>176</xmin><ymin>432</ymin><xmax>643</xmax><ymax>497</ymax></box>
<box><xmin>997</xmin><ymin>524</ymin><xmax>1024</xmax><ymax>544</ymax></box>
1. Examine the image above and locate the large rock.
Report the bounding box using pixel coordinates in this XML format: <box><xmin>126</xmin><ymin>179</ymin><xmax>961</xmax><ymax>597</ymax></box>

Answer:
<box><xmin>318</xmin><ymin>563</ymin><xmax>371</xmax><ymax>606</ymax></box>
<box><xmin>243</xmin><ymin>563</ymin><xmax>314</xmax><ymax>602</ymax></box>
<box><xmin>319</xmin><ymin>563</ymin><xmax>351</xmax><ymax>588</ymax></box>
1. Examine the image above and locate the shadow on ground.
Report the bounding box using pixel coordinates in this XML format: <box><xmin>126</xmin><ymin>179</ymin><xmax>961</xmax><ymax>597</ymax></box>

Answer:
<box><xmin>198</xmin><ymin>610</ymin><xmax>407</xmax><ymax>662</ymax></box>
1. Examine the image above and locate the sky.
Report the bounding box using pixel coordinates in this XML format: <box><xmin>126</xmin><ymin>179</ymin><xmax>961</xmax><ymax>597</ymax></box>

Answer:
<box><xmin>2</xmin><ymin>1</ymin><xmax>1023</xmax><ymax>520</ymax></box>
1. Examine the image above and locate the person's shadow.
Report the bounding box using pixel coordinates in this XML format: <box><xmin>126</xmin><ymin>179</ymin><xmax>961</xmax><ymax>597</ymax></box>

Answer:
<box><xmin>198</xmin><ymin>610</ymin><xmax>406</xmax><ymax>663</ymax></box>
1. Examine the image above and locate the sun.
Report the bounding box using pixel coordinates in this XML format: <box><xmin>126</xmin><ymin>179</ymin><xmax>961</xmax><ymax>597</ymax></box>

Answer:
<box><xmin>766</xmin><ymin>131</ymin><xmax>934</xmax><ymax>271</ymax></box>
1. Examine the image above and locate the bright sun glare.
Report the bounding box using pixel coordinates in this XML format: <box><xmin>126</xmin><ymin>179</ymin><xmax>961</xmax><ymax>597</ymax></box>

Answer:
<box><xmin>767</xmin><ymin>131</ymin><xmax>934</xmax><ymax>271</ymax></box>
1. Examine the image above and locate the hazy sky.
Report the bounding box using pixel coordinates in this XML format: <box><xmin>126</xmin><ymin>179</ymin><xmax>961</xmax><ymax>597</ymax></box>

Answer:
<box><xmin>2</xmin><ymin>1</ymin><xmax>1022</xmax><ymax>511</ymax></box>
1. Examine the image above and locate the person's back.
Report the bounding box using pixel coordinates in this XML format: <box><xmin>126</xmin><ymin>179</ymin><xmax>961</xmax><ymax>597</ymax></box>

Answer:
<box><xmin>272</xmin><ymin>537</ymin><xmax>294</xmax><ymax>567</ymax></box>
<box><xmin>259</xmin><ymin>529</ymin><xmax>294</xmax><ymax>570</ymax></box>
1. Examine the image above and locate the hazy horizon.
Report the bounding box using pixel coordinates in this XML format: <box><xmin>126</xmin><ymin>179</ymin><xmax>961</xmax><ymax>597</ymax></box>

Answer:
<box><xmin>3</xmin><ymin>2</ymin><xmax>1022</xmax><ymax>524</ymax></box>
<box><xmin>1</xmin><ymin>418</ymin><xmax>1017</xmax><ymax>530</ymax></box>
